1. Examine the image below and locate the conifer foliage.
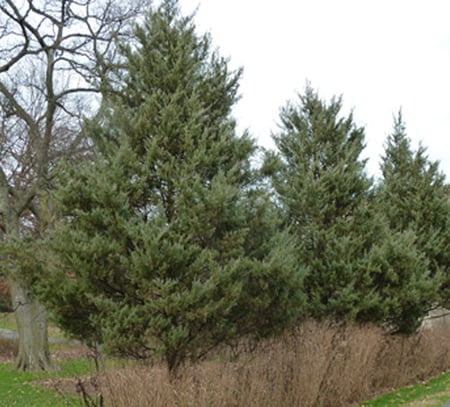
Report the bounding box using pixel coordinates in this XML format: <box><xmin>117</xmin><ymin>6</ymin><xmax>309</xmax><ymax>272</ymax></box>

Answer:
<box><xmin>38</xmin><ymin>0</ymin><xmax>305</xmax><ymax>373</ymax></box>
<box><xmin>267</xmin><ymin>87</ymin><xmax>440</xmax><ymax>333</ymax></box>
<box><xmin>269</xmin><ymin>86</ymin><xmax>379</xmax><ymax>320</ymax></box>
<box><xmin>377</xmin><ymin>112</ymin><xmax>449</xmax><ymax>309</ymax></box>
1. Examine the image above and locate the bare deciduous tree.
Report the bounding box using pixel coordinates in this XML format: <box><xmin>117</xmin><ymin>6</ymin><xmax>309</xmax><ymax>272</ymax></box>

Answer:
<box><xmin>0</xmin><ymin>0</ymin><xmax>148</xmax><ymax>371</ymax></box>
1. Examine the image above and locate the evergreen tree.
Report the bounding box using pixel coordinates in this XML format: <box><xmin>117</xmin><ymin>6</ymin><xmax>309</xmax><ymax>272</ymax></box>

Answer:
<box><xmin>365</xmin><ymin>228</ymin><xmax>435</xmax><ymax>334</ymax></box>
<box><xmin>268</xmin><ymin>86</ymin><xmax>380</xmax><ymax>320</ymax></box>
<box><xmin>38</xmin><ymin>0</ymin><xmax>305</xmax><ymax>374</ymax></box>
<box><xmin>377</xmin><ymin>112</ymin><xmax>450</xmax><ymax>308</ymax></box>
<box><xmin>267</xmin><ymin>87</ymin><xmax>437</xmax><ymax>333</ymax></box>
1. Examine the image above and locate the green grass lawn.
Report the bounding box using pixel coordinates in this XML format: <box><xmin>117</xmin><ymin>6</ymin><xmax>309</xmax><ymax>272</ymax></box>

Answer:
<box><xmin>0</xmin><ymin>358</ymin><xmax>91</xmax><ymax>407</ymax></box>
<box><xmin>0</xmin><ymin>312</ymin><xmax>94</xmax><ymax>406</ymax></box>
<box><xmin>360</xmin><ymin>371</ymin><xmax>450</xmax><ymax>407</ymax></box>
<box><xmin>0</xmin><ymin>312</ymin><xmax>17</xmax><ymax>331</ymax></box>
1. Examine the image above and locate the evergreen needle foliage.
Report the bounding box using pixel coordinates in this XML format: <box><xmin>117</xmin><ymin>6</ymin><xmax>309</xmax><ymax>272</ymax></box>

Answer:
<box><xmin>376</xmin><ymin>112</ymin><xmax>449</xmax><ymax>312</ymax></box>
<box><xmin>268</xmin><ymin>86</ymin><xmax>379</xmax><ymax>321</ymax></box>
<box><xmin>267</xmin><ymin>87</ymin><xmax>441</xmax><ymax>333</ymax></box>
<box><xmin>38</xmin><ymin>0</ymin><xmax>305</xmax><ymax>374</ymax></box>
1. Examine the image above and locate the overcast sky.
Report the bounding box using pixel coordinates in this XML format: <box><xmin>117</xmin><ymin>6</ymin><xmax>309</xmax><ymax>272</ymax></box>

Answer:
<box><xmin>177</xmin><ymin>0</ymin><xmax>450</xmax><ymax>180</ymax></box>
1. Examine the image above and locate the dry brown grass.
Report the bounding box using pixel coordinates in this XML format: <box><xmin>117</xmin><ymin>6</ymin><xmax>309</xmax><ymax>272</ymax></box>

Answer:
<box><xmin>94</xmin><ymin>319</ymin><xmax>450</xmax><ymax>407</ymax></box>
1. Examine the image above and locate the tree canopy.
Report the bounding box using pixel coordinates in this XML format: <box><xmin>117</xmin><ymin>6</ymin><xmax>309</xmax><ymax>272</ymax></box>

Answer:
<box><xmin>1</xmin><ymin>0</ymin><xmax>447</xmax><ymax>376</ymax></box>
<box><xmin>376</xmin><ymin>112</ymin><xmax>449</xmax><ymax>312</ymax></box>
<box><xmin>267</xmin><ymin>87</ymin><xmax>440</xmax><ymax>333</ymax></box>
<box><xmin>268</xmin><ymin>86</ymin><xmax>378</xmax><ymax>320</ymax></box>
<box><xmin>38</xmin><ymin>0</ymin><xmax>306</xmax><ymax>374</ymax></box>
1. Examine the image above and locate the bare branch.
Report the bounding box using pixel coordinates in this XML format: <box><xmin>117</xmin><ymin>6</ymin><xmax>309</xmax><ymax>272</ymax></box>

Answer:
<box><xmin>0</xmin><ymin>2</ymin><xmax>31</xmax><ymax>72</ymax></box>
<box><xmin>0</xmin><ymin>81</ymin><xmax>39</xmax><ymax>137</ymax></box>
<box><xmin>0</xmin><ymin>0</ymin><xmax>148</xmax><ymax>240</ymax></box>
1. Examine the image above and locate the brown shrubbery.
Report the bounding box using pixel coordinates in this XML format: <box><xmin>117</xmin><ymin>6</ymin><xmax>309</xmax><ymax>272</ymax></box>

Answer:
<box><xmin>97</xmin><ymin>319</ymin><xmax>450</xmax><ymax>407</ymax></box>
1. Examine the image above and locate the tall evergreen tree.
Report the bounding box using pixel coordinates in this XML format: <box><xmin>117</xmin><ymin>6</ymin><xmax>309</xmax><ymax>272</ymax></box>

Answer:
<box><xmin>268</xmin><ymin>86</ymin><xmax>380</xmax><ymax>320</ymax></box>
<box><xmin>267</xmin><ymin>87</ymin><xmax>438</xmax><ymax>333</ymax></box>
<box><xmin>38</xmin><ymin>0</ymin><xmax>305</xmax><ymax>374</ymax></box>
<box><xmin>377</xmin><ymin>112</ymin><xmax>450</xmax><ymax>308</ymax></box>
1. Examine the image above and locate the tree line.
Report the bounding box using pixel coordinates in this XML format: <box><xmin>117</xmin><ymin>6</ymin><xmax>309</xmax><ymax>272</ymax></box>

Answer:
<box><xmin>0</xmin><ymin>0</ymin><xmax>449</xmax><ymax>375</ymax></box>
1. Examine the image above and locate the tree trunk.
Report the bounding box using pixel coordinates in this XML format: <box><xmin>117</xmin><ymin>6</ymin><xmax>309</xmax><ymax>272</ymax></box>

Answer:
<box><xmin>1</xmin><ymin>177</ymin><xmax>53</xmax><ymax>372</ymax></box>
<box><xmin>10</xmin><ymin>280</ymin><xmax>53</xmax><ymax>371</ymax></box>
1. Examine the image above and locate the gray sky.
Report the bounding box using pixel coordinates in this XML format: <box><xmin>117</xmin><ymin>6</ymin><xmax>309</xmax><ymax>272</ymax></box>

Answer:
<box><xmin>178</xmin><ymin>0</ymin><xmax>450</xmax><ymax>180</ymax></box>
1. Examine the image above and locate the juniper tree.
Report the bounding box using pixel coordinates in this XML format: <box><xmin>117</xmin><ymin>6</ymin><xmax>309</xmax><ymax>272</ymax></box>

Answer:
<box><xmin>38</xmin><ymin>0</ymin><xmax>305</xmax><ymax>374</ymax></box>
<box><xmin>377</xmin><ymin>112</ymin><xmax>449</xmax><ymax>310</ymax></box>
<box><xmin>268</xmin><ymin>86</ymin><xmax>382</xmax><ymax>320</ymax></box>
<box><xmin>364</xmin><ymin>228</ymin><xmax>435</xmax><ymax>333</ymax></box>
<box><xmin>266</xmin><ymin>87</ymin><xmax>437</xmax><ymax>334</ymax></box>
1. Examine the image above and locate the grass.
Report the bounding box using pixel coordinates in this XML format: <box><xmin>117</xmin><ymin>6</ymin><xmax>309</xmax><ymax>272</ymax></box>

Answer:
<box><xmin>0</xmin><ymin>312</ymin><xmax>93</xmax><ymax>406</ymax></box>
<box><xmin>0</xmin><ymin>312</ymin><xmax>17</xmax><ymax>331</ymax></box>
<box><xmin>2</xmin><ymin>356</ymin><xmax>450</xmax><ymax>407</ymax></box>
<box><xmin>360</xmin><ymin>371</ymin><xmax>450</xmax><ymax>406</ymax></box>
<box><xmin>3</xmin><ymin>312</ymin><xmax>450</xmax><ymax>406</ymax></box>
<box><xmin>0</xmin><ymin>358</ymin><xmax>91</xmax><ymax>407</ymax></box>
<box><xmin>94</xmin><ymin>320</ymin><xmax>450</xmax><ymax>407</ymax></box>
